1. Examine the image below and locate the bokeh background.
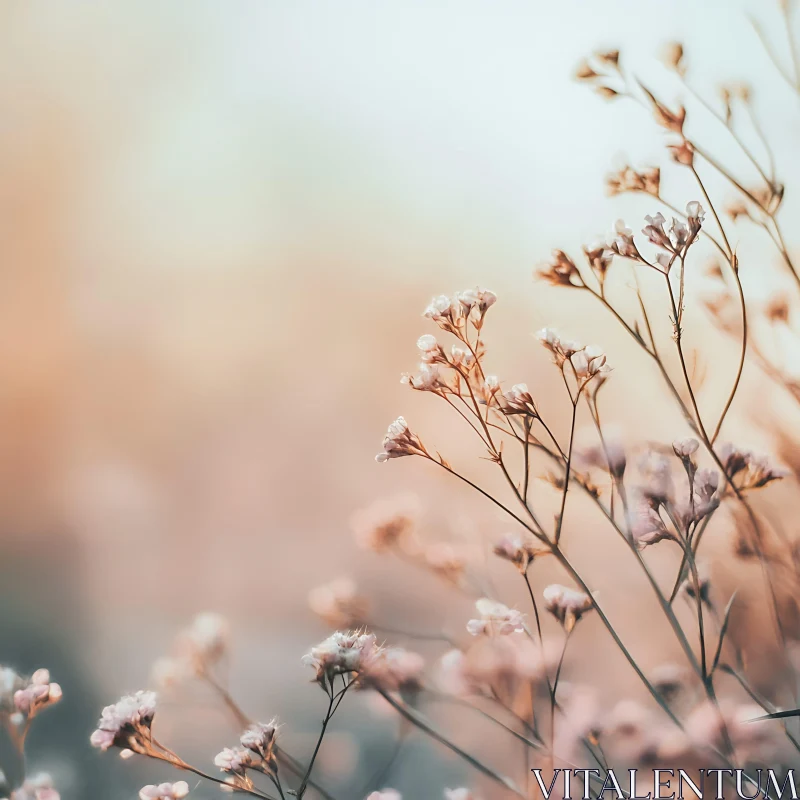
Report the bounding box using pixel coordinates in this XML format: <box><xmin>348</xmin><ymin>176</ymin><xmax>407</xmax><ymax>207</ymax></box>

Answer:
<box><xmin>2</xmin><ymin>1</ymin><xmax>800</xmax><ymax>797</ymax></box>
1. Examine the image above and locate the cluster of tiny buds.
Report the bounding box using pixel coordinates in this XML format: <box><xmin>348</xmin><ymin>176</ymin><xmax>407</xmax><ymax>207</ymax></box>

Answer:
<box><xmin>90</xmin><ymin>690</ymin><xmax>157</xmax><ymax>753</ymax></box>
<box><xmin>138</xmin><ymin>782</ymin><xmax>189</xmax><ymax>800</ymax></box>
<box><xmin>375</xmin><ymin>417</ymin><xmax>426</xmax><ymax>463</ymax></box>
<box><xmin>214</xmin><ymin>720</ymin><xmax>279</xmax><ymax>788</ymax></box>
<box><xmin>423</xmin><ymin>288</ymin><xmax>497</xmax><ymax>333</ymax></box>
<box><xmin>493</xmin><ymin>532</ymin><xmax>542</xmax><ymax>573</ymax></box>
<box><xmin>608</xmin><ymin>203</ymin><xmax>705</xmax><ymax>272</ymax></box>
<box><xmin>574</xmin><ymin>50</ymin><xmax>622</xmax><ymax>100</ymax></box>
<box><xmin>302</xmin><ymin>630</ymin><xmax>379</xmax><ymax>685</ymax></box>
<box><xmin>606</xmin><ymin>165</ymin><xmax>661</xmax><ymax>197</ymax></box>
<box><xmin>501</xmin><ymin>383</ymin><xmax>536</xmax><ymax>416</ymax></box>
<box><xmin>0</xmin><ymin>667</ymin><xmax>62</xmax><ymax>724</ymax></box>
<box><xmin>466</xmin><ymin>598</ymin><xmax>525</xmax><ymax>636</ymax></box>
<box><xmin>537</xmin><ymin>329</ymin><xmax>610</xmax><ymax>387</ymax></box>
<box><xmin>401</xmin><ymin>334</ymin><xmax>475</xmax><ymax>394</ymax></box>
<box><xmin>543</xmin><ymin>585</ymin><xmax>594</xmax><ymax>633</ymax></box>
<box><xmin>718</xmin><ymin>442</ymin><xmax>787</xmax><ymax>490</ymax></box>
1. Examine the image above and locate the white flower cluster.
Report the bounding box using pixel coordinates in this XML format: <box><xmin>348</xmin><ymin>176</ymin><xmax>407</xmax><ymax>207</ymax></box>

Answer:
<box><xmin>493</xmin><ymin>532</ymin><xmax>541</xmax><ymax>572</ymax></box>
<box><xmin>139</xmin><ymin>782</ymin><xmax>189</xmax><ymax>800</ymax></box>
<box><xmin>0</xmin><ymin>667</ymin><xmax>61</xmax><ymax>723</ymax></box>
<box><xmin>466</xmin><ymin>598</ymin><xmax>525</xmax><ymax>637</ymax></box>
<box><xmin>303</xmin><ymin>631</ymin><xmax>379</xmax><ymax>684</ymax></box>
<box><xmin>423</xmin><ymin>288</ymin><xmax>496</xmax><ymax>332</ymax></box>
<box><xmin>4</xmin><ymin>774</ymin><xmax>60</xmax><ymax>800</ymax></box>
<box><xmin>608</xmin><ymin>202</ymin><xmax>705</xmax><ymax>272</ymax></box>
<box><xmin>537</xmin><ymin>328</ymin><xmax>610</xmax><ymax>386</ymax></box>
<box><xmin>90</xmin><ymin>690</ymin><xmax>157</xmax><ymax>752</ymax></box>
<box><xmin>543</xmin><ymin>584</ymin><xmax>593</xmax><ymax>632</ymax></box>
<box><xmin>375</xmin><ymin>417</ymin><xmax>426</xmax><ymax>463</ymax></box>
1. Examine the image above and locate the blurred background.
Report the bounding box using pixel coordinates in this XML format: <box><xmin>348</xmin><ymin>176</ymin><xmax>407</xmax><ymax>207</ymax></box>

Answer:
<box><xmin>1</xmin><ymin>1</ymin><xmax>800</xmax><ymax>797</ymax></box>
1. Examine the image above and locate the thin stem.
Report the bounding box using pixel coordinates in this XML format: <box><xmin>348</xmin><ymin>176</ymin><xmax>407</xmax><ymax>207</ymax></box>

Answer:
<box><xmin>378</xmin><ymin>690</ymin><xmax>525</xmax><ymax>797</ymax></box>
<box><xmin>297</xmin><ymin>685</ymin><xmax>348</xmax><ymax>799</ymax></box>
<box><xmin>554</xmin><ymin>399</ymin><xmax>579</xmax><ymax>545</ymax></box>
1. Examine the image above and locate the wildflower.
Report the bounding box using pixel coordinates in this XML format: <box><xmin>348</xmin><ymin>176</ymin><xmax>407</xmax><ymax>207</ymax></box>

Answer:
<box><xmin>423</xmin><ymin>295</ymin><xmax>455</xmax><ymax>325</ymax></box>
<box><xmin>400</xmin><ymin>363</ymin><xmax>448</xmax><ymax>393</ymax></box>
<box><xmin>641</xmin><ymin>85</ymin><xmax>686</xmax><ymax>133</ymax></box>
<box><xmin>501</xmin><ymin>383</ymin><xmax>536</xmax><ymax>415</ymax></box>
<box><xmin>583</xmin><ymin>243</ymin><xmax>614</xmax><ymax>281</ymax></box>
<box><xmin>351</xmin><ymin>494</ymin><xmax>418</xmax><ymax>553</ymax></box>
<box><xmin>466</xmin><ymin>598</ymin><xmax>525</xmax><ymax>636</ymax></box>
<box><xmin>416</xmin><ymin>333</ymin><xmax>441</xmax><ymax>363</ymax></box>
<box><xmin>240</xmin><ymin>720</ymin><xmax>279</xmax><ymax>768</ymax></box>
<box><xmin>631</xmin><ymin>502</ymin><xmax>673</xmax><ymax>548</ymax></box>
<box><xmin>642</xmin><ymin>212</ymin><xmax>671</xmax><ymax>249</ymax></box>
<box><xmin>9</xmin><ymin>774</ymin><xmax>60</xmax><ymax>800</ymax></box>
<box><xmin>543</xmin><ymin>585</ymin><xmax>593</xmax><ymax>632</ymax></box>
<box><xmin>536</xmin><ymin>328</ymin><xmax>583</xmax><ymax>365</ymax></box>
<box><xmin>457</xmin><ymin>287</ymin><xmax>497</xmax><ymax>319</ymax></box>
<box><xmin>661</xmin><ymin>42</ymin><xmax>685</xmax><ymax>75</ymax></box>
<box><xmin>493</xmin><ymin>532</ymin><xmax>541</xmax><ymax>572</ymax></box>
<box><xmin>309</xmin><ymin>578</ymin><xmax>368</xmax><ymax>628</ymax></box>
<box><xmin>638</xmin><ymin>450</ymin><xmax>673</xmax><ymax>505</ymax></box>
<box><xmin>607</xmin><ymin>220</ymin><xmax>640</xmax><ymax>259</ymax></box>
<box><xmin>449</xmin><ymin>344</ymin><xmax>473</xmax><ymax>369</ymax></box>
<box><xmin>538</xmin><ymin>250</ymin><xmax>583</xmax><ymax>287</ymax></box>
<box><xmin>12</xmin><ymin>669</ymin><xmax>62</xmax><ymax>718</ymax></box>
<box><xmin>742</xmin><ymin>453</ymin><xmax>787</xmax><ymax>489</ymax></box>
<box><xmin>686</xmin><ymin>201</ymin><xmax>705</xmax><ymax>235</ymax></box>
<box><xmin>366</xmin><ymin>791</ymin><xmax>402</xmax><ymax>800</ymax></box>
<box><xmin>214</xmin><ymin>746</ymin><xmax>257</xmax><ymax>774</ymax></box>
<box><xmin>718</xmin><ymin>444</ymin><xmax>786</xmax><ymax>489</ymax></box>
<box><xmin>375</xmin><ymin>417</ymin><xmax>426</xmax><ymax>462</ymax></box>
<box><xmin>693</xmin><ymin>468</ymin><xmax>720</xmax><ymax>519</ymax></box>
<box><xmin>569</xmin><ymin>345</ymin><xmax>607</xmax><ymax>381</ymax></box>
<box><xmin>596</xmin><ymin>50</ymin><xmax>620</xmax><ymax>67</ymax></box>
<box><xmin>668</xmin><ymin>140</ymin><xmax>694</xmax><ymax>166</ymax></box>
<box><xmin>90</xmin><ymin>690</ymin><xmax>157</xmax><ymax>752</ymax></box>
<box><xmin>303</xmin><ymin>631</ymin><xmax>379</xmax><ymax>684</ymax></box>
<box><xmin>361</xmin><ymin>647</ymin><xmax>425</xmax><ymax>692</ymax></box>
<box><xmin>595</xmin><ymin>85</ymin><xmax>620</xmax><ymax>100</ymax></box>
<box><xmin>606</xmin><ymin>165</ymin><xmax>660</xmax><ymax>197</ymax></box>
<box><xmin>672</xmin><ymin>438</ymin><xmax>699</xmax><ymax>459</ymax></box>
<box><xmin>139</xmin><ymin>783</ymin><xmax>190</xmax><ymax>800</ymax></box>
<box><xmin>574</xmin><ymin>57</ymin><xmax>607</xmax><ymax>80</ymax></box>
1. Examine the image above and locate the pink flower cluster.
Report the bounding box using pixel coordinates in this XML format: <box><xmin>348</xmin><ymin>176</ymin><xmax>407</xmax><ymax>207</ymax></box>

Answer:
<box><xmin>303</xmin><ymin>631</ymin><xmax>379</xmax><ymax>683</ymax></box>
<box><xmin>89</xmin><ymin>690</ymin><xmax>157</xmax><ymax>751</ymax></box>
<box><xmin>13</xmin><ymin>670</ymin><xmax>62</xmax><ymax>719</ymax></box>
<box><xmin>138</xmin><ymin>782</ymin><xmax>189</xmax><ymax>800</ymax></box>
<box><xmin>6</xmin><ymin>774</ymin><xmax>60</xmax><ymax>800</ymax></box>
<box><xmin>466</xmin><ymin>598</ymin><xmax>525</xmax><ymax>637</ymax></box>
